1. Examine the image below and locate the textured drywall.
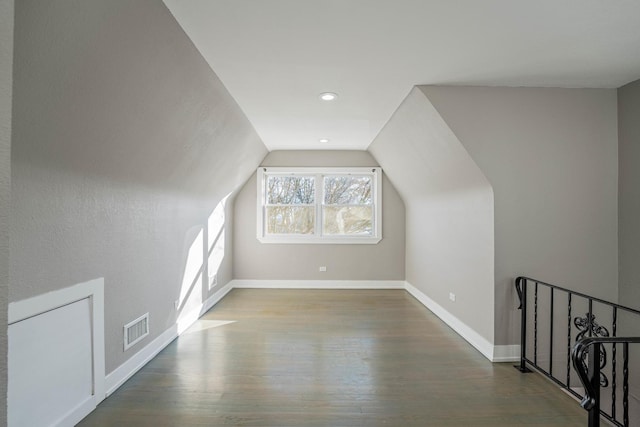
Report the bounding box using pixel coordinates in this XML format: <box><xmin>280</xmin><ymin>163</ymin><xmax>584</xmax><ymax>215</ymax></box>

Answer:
<box><xmin>11</xmin><ymin>0</ymin><xmax>267</xmax><ymax>373</ymax></box>
<box><xmin>0</xmin><ymin>0</ymin><xmax>13</xmax><ymax>423</ymax></box>
<box><xmin>421</xmin><ymin>85</ymin><xmax>619</xmax><ymax>345</ymax></box>
<box><xmin>619</xmin><ymin>78</ymin><xmax>640</xmax><ymax>310</ymax></box>
<box><xmin>233</xmin><ymin>150</ymin><xmax>405</xmax><ymax>281</ymax></box>
<box><xmin>369</xmin><ymin>88</ymin><xmax>495</xmax><ymax>344</ymax></box>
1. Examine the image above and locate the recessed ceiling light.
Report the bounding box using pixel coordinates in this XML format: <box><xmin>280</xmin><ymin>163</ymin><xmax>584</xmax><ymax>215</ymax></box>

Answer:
<box><xmin>319</xmin><ymin>138</ymin><xmax>330</xmax><ymax>143</ymax></box>
<box><xmin>319</xmin><ymin>92</ymin><xmax>338</xmax><ymax>101</ymax></box>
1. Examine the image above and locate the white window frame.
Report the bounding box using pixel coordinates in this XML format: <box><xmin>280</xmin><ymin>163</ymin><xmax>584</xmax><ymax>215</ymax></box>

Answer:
<box><xmin>257</xmin><ymin>167</ymin><xmax>382</xmax><ymax>244</ymax></box>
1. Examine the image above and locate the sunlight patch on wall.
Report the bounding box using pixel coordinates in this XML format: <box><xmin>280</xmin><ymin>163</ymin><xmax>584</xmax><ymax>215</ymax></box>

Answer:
<box><xmin>176</xmin><ymin>193</ymin><xmax>232</xmax><ymax>335</ymax></box>
<box><xmin>208</xmin><ymin>194</ymin><xmax>229</xmax><ymax>251</ymax></box>
<box><xmin>178</xmin><ymin>228</ymin><xmax>204</xmax><ymax>309</ymax></box>
<box><xmin>207</xmin><ymin>193</ymin><xmax>230</xmax><ymax>289</ymax></box>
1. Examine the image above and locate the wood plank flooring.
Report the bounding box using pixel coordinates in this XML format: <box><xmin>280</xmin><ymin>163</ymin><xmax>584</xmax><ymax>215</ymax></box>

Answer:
<box><xmin>78</xmin><ymin>289</ymin><xmax>587</xmax><ymax>426</ymax></box>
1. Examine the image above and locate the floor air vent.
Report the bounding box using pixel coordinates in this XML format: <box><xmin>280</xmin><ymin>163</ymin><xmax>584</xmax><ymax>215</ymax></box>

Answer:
<box><xmin>124</xmin><ymin>313</ymin><xmax>149</xmax><ymax>351</ymax></box>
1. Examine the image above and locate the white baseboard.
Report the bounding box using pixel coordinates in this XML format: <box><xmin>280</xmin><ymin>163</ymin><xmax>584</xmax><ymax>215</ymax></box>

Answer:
<box><xmin>492</xmin><ymin>345</ymin><xmax>520</xmax><ymax>362</ymax></box>
<box><xmin>105</xmin><ymin>279</ymin><xmax>518</xmax><ymax>399</ymax></box>
<box><xmin>105</xmin><ymin>324</ymin><xmax>178</xmax><ymax>397</ymax></box>
<box><xmin>105</xmin><ymin>282</ymin><xmax>233</xmax><ymax>396</ymax></box>
<box><xmin>177</xmin><ymin>282</ymin><xmax>234</xmax><ymax>334</ymax></box>
<box><xmin>404</xmin><ymin>281</ymin><xmax>519</xmax><ymax>362</ymax></box>
<box><xmin>230</xmin><ymin>279</ymin><xmax>406</xmax><ymax>289</ymax></box>
<box><xmin>233</xmin><ymin>279</ymin><xmax>519</xmax><ymax>362</ymax></box>
<box><xmin>205</xmin><ymin>281</ymin><xmax>234</xmax><ymax>310</ymax></box>
<box><xmin>56</xmin><ymin>396</ymin><xmax>96</xmax><ymax>427</ymax></box>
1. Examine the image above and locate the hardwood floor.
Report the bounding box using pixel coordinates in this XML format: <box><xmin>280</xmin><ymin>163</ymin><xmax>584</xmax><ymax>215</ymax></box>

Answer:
<box><xmin>79</xmin><ymin>289</ymin><xmax>587</xmax><ymax>426</ymax></box>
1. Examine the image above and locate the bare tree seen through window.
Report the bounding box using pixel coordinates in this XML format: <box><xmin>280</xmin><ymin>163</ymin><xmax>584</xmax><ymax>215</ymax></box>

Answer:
<box><xmin>266</xmin><ymin>176</ymin><xmax>315</xmax><ymax>234</ymax></box>
<box><xmin>323</xmin><ymin>175</ymin><xmax>373</xmax><ymax>236</ymax></box>
<box><xmin>264</xmin><ymin>173</ymin><xmax>375</xmax><ymax>237</ymax></box>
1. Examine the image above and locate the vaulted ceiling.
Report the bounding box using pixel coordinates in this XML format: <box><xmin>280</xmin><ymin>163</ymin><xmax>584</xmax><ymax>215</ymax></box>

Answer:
<box><xmin>163</xmin><ymin>0</ymin><xmax>640</xmax><ymax>151</ymax></box>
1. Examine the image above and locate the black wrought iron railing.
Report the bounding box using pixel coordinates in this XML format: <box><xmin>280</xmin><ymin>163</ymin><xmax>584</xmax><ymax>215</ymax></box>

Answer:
<box><xmin>515</xmin><ymin>276</ymin><xmax>640</xmax><ymax>427</ymax></box>
<box><xmin>573</xmin><ymin>337</ymin><xmax>640</xmax><ymax>427</ymax></box>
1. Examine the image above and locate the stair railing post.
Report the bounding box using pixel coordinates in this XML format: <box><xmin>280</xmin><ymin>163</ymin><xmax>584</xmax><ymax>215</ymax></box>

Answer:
<box><xmin>515</xmin><ymin>277</ymin><xmax>531</xmax><ymax>372</ymax></box>
<box><xmin>587</xmin><ymin>343</ymin><xmax>601</xmax><ymax>427</ymax></box>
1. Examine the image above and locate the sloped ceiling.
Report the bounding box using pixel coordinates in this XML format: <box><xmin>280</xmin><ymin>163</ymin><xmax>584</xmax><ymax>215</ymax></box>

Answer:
<box><xmin>164</xmin><ymin>0</ymin><xmax>640</xmax><ymax>151</ymax></box>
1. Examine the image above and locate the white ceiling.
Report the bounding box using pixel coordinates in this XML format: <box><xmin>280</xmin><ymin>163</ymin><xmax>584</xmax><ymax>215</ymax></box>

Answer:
<box><xmin>163</xmin><ymin>0</ymin><xmax>640</xmax><ymax>151</ymax></box>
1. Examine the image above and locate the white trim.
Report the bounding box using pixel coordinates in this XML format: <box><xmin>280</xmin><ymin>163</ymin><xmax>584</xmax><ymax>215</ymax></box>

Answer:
<box><xmin>8</xmin><ymin>277</ymin><xmax>105</xmax><ymax>426</ymax></box>
<box><xmin>55</xmin><ymin>395</ymin><xmax>95</xmax><ymax>427</ymax></box>
<box><xmin>404</xmin><ymin>281</ymin><xmax>496</xmax><ymax>361</ymax></box>
<box><xmin>257</xmin><ymin>167</ymin><xmax>382</xmax><ymax>244</ymax></box>
<box><xmin>176</xmin><ymin>281</ymin><xmax>234</xmax><ymax>334</ymax></box>
<box><xmin>257</xmin><ymin>235</ymin><xmax>382</xmax><ymax>244</ymax></box>
<box><xmin>232</xmin><ymin>280</ymin><xmax>515</xmax><ymax>362</ymax></box>
<box><xmin>105</xmin><ymin>324</ymin><xmax>178</xmax><ymax>397</ymax></box>
<box><xmin>105</xmin><ymin>281</ymin><xmax>234</xmax><ymax>396</ymax></box>
<box><xmin>230</xmin><ymin>279</ymin><xmax>405</xmax><ymax>289</ymax></box>
<box><xmin>210</xmin><ymin>281</ymin><xmax>515</xmax><ymax>362</ymax></box>
<box><xmin>105</xmin><ymin>278</ymin><xmax>517</xmax><ymax>401</ymax></box>
<box><xmin>492</xmin><ymin>345</ymin><xmax>520</xmax><ymax>362</ymax></box>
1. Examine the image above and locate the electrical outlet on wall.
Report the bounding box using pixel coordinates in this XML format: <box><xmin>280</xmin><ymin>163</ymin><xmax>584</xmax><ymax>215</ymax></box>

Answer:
<box><xmin>174</xmin><ymin>299</ymin><xmax>179</xmax><ymax>310</ymax></box>
<box><xmin>319</xmin><ymin>266</ymin><xmax>327</xmax><ymax>272</ymax></box>
<box><xmin>449</xmin><ymin>292</ymin><xmax>456</xmax><ymax>302</ymax></box>
<box><xmin>209</xmin><ymin>274</ymin><xmax>217</xmax><ymax>288</ymax></box>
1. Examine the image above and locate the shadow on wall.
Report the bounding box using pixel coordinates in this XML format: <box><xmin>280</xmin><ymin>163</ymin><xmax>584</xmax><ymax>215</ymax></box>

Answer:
<box><xmin>176</xmin><ymin>193</ymin><xmax>230</xmax><ymax>334</ymax></box>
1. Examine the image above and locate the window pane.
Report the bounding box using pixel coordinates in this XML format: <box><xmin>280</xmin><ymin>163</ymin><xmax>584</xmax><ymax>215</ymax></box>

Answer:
<box><xmin>267</xmin><ymin>176</ymin><xmax>315</xmax><ymax>204</ymax></box>
<box><xmin>322</xmin><ymin>206</ymin><xmax>372</xmax><ymax>236</ymax></box>
<box><xmin>323</xmin><ymin>176</ymin><xmax>372</xmax><ymax>205</ymax></box>
<box><xmin>266</xmin><ymin>206</ymin><xmax>315</xmax><ymax>235</ymax></box>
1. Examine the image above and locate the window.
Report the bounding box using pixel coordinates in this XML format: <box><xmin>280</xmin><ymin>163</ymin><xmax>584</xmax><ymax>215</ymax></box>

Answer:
<box><xmin>257</xmin><ymin>167</ymin><xmax>382</xmax><ymax>244</ymax></box>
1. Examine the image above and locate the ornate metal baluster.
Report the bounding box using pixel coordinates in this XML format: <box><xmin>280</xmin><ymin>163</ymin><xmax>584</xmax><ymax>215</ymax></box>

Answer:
<box><xmin>612</xmin><ymin>307</ymin><xmax>617</xmax><ymax>421</ymax></box>
<box><xmin>574</xmin><ymin>310</ymin><xmax>609</xmax><ymax>388</ymax></box>
<box><xmin>589</xmin><ymin>300</ymin><xmax>593</xmax><ymax>338</ymax></box>
<box><xmin>534</xmin><ymin>282</ymin><xmax>538</xmax><ymax>365</ymax></box>
<box><xmin>549</xmin><ymin>288</ymin><xmax>554</xmax><ymax>376</ymax></box>
<box><xmin>514</xmin><ymin>276</ymin><xmax>640</xmax><ymax>426</ymax></box>
<box><xmin>623</xmin><ymin>343</ymin><xmax>629</xmax><ymax>427</ymax></box>
<box><xmin>567</xmin><ymin>292</ymin><xmax>572</xmax><ymax>388</ymax></box>
<box><xmin>588</xmin><ymin>344</ymin><xmax>602</xmax><ymax>427</ymax></box>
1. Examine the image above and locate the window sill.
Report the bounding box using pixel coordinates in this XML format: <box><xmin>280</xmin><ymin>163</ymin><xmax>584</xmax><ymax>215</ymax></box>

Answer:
<box><xmin>257</xmin><ymin>236</ymin><xmax>382</xmax><ymax>245</ymax></box>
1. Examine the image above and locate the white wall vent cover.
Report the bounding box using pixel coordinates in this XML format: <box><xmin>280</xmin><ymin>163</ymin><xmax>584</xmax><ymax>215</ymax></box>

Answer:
<box><xmin>124</xmin><ymin>313</ymin><xmax>149</xmax><ymax>351</ymax></box>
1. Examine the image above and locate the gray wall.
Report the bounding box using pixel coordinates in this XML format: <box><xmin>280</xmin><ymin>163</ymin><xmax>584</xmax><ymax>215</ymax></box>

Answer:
<box><xmin>421</xmin><ymin>86</ymin><xmax>619</xmax><ymax>345</ymax></box>
<box><xmin>0</xmin><ymin>0</ymin><xmax>13</xmax><ymax>423</ymax></box>
<box><xmin>619</xmin><ymin>78</ymin><xmax>640</xmax><ymax>310</ymax></box>
<box><xmin>233</xmin><ymin>150</ymin><xmax>405</xmax><ymax>281</ymax></box>
<box><xmin>369</xmin><ymin>88</ymin><xmax>495</xmax><ymax>344</ymax></box>
<box><xmin>11</xmin><ymin>0</ymin><xmax>267</xmax><ymax>373</ymax></box>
